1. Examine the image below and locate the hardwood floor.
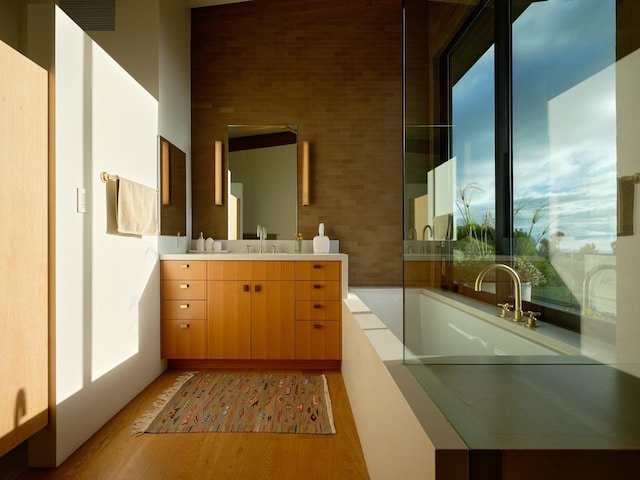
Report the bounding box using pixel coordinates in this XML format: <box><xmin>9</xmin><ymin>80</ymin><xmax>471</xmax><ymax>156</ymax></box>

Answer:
<box><xmin>18</xmin><ymin>369</ymin><xmax>369</xmax><ymax>480</ymax></box>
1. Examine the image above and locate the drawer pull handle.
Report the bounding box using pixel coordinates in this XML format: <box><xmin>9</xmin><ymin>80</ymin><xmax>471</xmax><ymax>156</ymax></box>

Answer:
<box><xmin>313</xmin><ymin>264</ymin><xmax>322</xmax><ymax>269</ymax></box>
<box><xmin>313</xmin><ymin>324</ymin><xmax>323</xmax><ymax>329</ymax></box>
<box><xmin>243</xmin><ymin>284</ymin><xmax>250</xmax><ymax>292</ymax></box>
<box><xmin>180</xmin><ymin>284</ymin><xmax>189</xmax><ymax>289</ymax></box>
<box><xmin>313</xmin><ymin>304</ymin><xmax>323</xmax><ymax>309</ymax></box>
<box><xmin>180</xmin><ymin>264</ymin><xmax>190</xmax><ymax>269</ymax></box>
<box><xmin>179</xmin><ymin>304</ymin><xmax>190</xmax><ymax>309</ymax></box>
<box><xmin>179</xmin><ymin>323</ymin><xmax>190</xmax><ymax>329</ymax></box>
<box><xmin>313</xmin><ymin>284</ymin><xmax>322</xmax><ymax>289</ymax></box>
<box><xmin>254</xmin><ymin>285</ymin><xmax>261</xmax><ymax>292</ymax></box>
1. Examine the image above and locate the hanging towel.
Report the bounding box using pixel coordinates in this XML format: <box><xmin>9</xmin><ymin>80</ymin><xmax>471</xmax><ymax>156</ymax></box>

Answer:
<box><xmin>116</xmin><ymin>177</ymin><xmax>158</xmax><ymax>236</ymax></box>
<box><xmin>433</xmin><ymin>213</ymin><xmax>453</xmax><ymax>240</ymax></box>
<box><xmin>617</xmin><ymin>176</ymin><xmax>636</xmax><ymax>237</ymax></box>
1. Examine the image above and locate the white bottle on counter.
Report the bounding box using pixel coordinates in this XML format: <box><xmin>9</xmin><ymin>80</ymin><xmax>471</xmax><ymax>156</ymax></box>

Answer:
<box><xmin>196</xmin><ymin>232</ymin><xmax>205</xmax><ymax>252</ymax></box>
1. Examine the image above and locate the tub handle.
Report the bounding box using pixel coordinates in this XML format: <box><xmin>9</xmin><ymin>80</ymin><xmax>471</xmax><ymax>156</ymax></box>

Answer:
<box><xmin>525</xmin><ymin>311</ymin><xmax>541</xmax><ymax>328</ymax></box>
<box><xmin>497</xmin><ymin>302</ymin><xmax>512</xmax><ymax>318</ymax></box>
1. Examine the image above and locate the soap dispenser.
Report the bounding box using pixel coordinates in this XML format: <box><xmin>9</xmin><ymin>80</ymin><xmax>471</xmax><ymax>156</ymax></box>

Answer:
<box><xmin>313</xmin><ymin>223</ymin><xmax>330</xmax><ymax>254</ymax></box>
<box><xmin>196</xmin><ymin>232</ymin><xmax>205</xmax><ymax>252</ymax></box>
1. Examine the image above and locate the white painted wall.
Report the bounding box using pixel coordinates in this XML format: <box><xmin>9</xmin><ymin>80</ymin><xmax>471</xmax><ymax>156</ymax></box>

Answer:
<box><xmin>27</xmin><ymin>6</ymin><xmax>165</xmax><ymax>466</ymax></box>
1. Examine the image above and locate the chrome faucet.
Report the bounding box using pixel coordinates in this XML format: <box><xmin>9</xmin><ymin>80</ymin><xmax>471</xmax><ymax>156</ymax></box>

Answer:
<box><xmin>582</xmin><ymin>264</ymin><xmax>615</xmax><ymax>313</ymax></box>
<box><xmin>474</xmin><ymin>263</ymin><xmax>524</xmax><ymax>322</ymax></box>
<box><xmin>257</xmin><ymin>224</ymin><xmax>267</xmax><ymax>253</ymax></box>
<box><xmin>421</xmin><ymin>225</ymin><xmax>433</xmax><ymax>253</ymax></box>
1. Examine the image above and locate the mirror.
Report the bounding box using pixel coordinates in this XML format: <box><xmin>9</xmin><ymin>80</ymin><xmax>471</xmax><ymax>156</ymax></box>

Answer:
<box><xmin>227</xmin><ymin>125</ymin><xmax>298</xmax><ymax>240</ymax></box>
<box><xmin>159</xmin><ymin>136</ymin><xmax>187</xmax><ymax>236</ymax></box>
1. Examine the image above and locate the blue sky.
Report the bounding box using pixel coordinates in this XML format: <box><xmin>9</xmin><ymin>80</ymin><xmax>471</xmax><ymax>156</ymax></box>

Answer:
<box><xmin>452</xmin><ymin>0</ymin><xmax>617</xmax><ymax>253</ymax></box>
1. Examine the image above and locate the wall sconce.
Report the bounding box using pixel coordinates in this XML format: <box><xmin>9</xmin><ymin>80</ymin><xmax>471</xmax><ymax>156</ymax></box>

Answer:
<box><xmin>214</xmin><ymin>140</ymin><xmax>223</xmax><ymax>206</ymax></box>
<box><xmin>160</xmin><ymin>137</ymin><xmax>171</xmax><ymax>206</ymax></box>
<box><xmin>302</xmin><ymin>140</ymin><xmax>310</xmax><ymax>206</ymax></box>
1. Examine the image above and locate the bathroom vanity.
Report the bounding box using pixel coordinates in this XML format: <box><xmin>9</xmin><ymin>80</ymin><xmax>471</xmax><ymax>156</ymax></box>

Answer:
<box><xmin>159</xmin><ymin>253</ymin><xmax>347</xmax><ymax>368</ymax></box>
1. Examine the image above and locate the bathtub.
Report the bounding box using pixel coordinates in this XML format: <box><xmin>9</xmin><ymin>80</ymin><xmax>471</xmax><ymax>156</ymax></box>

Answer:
<box><xmin>347</xmin><ymin>287</ymin><xmax>580</xmax><ymax>360</ymax></box>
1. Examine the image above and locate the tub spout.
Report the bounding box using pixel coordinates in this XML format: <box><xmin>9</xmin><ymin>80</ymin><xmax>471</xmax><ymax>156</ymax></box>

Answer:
<box><xmin>474</xmin><ymin>263</ymin><xmax>523</xmax><ymax>322</ymax></box>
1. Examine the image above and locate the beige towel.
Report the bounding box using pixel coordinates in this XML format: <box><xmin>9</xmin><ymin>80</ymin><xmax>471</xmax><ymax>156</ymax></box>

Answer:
<box><xmin>433</xmin><ymin>213</ymin><xmax>452</xmax><ymax>240</ymax></box>
<box><xmin>116</xmin><ymin>177</ymin><xmax>158</xmax><ymax>236</ymax></box>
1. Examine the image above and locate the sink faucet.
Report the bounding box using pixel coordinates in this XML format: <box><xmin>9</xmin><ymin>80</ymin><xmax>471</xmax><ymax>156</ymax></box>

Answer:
<box><xmin>421</xmin><ymin>225</ymin><xmax>433</xmax><ymax>253</ymax></box>
<box><xmin>474</xmin><ymin>263</ymin><xmax>523</xmax><ymax>322</ymax></box>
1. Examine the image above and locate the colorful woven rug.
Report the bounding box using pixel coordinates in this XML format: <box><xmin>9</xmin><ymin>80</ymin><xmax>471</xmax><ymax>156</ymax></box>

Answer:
<box><xmin>133</xmin><ymin>372</ymin><xmax>336</xmax><ymax>435</ymax></box>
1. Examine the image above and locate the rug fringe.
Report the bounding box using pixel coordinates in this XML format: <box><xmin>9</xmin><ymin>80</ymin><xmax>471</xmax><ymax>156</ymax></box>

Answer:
<box><xmin>131</xmin><ymin>371</ymin><xmax>196</xmax><ymax>436</ymax></box>
<box><xmin>322</xmin><ymin>374</ymin><xmax>336</xmax><ymax>434</ymax></box>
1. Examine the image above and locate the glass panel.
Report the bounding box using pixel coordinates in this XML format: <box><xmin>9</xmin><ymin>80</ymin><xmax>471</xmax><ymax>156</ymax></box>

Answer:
<box><xmin>512</xmin><ymin>0</ymin><xmax>617</xmax><ymax>362</ymax></box>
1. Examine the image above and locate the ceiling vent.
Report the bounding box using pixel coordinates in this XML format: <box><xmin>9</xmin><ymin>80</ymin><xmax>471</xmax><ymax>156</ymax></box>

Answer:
<box><xmin>59</xmin><ymin>0</ymin><xmax>115</xmax><ymax>31</ymax></box>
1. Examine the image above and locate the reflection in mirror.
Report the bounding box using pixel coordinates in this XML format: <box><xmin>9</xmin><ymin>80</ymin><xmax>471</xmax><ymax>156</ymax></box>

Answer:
<box><xmin>227</xmin><ymin>125</ymin><xmax>297</xmax><ymax>240</ymax></box>
<box><xmin>405</xmin><ymin>125</ymin><xmax>454</xmax><ymax>242</ymax></box>
<box><xmin>159</xmin><ymin>136</ymin><xmax>186</xmax><ymax>236</ymax></box>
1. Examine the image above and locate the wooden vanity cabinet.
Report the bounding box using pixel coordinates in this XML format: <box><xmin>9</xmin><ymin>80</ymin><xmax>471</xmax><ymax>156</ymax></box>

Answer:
<box><xmin>294</xmin><ymin>261</ymin><xmax>342</xmax><ymax>360</ymax></box>
<box><xmin>160</xmin><ymin>260</ymin><xmax>207</xmax><ymax>359</ymax></box>
<box><xmin>160</xmin><ymin>259</ymin><xmax>342</xmax><ymax>364</ymax></box>
<box><xmin>206</xmin><ymin>261</ymin><xmax>295</xmax><ymax>360</ymax></box>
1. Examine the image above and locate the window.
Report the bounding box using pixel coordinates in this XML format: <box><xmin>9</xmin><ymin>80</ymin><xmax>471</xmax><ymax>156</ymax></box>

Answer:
<box><xmin>448</xmin><ymin>0</ymin><xmax>617</xmax><ymax>330</ymax></box>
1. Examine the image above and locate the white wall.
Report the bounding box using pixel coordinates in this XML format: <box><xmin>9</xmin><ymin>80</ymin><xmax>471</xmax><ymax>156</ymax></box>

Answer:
<box><xmin>27</xmin><ymin>6</ymin><xmax>165</xmax><ymax>466</ymax></box>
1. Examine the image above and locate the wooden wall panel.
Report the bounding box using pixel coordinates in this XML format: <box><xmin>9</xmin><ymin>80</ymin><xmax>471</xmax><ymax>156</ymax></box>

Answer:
<box><xmin>191</xmin><ymin>0</ymin><xmax>403</xmax><ymax>286</ymax></box>
<box><xmin>0</xmin><ymin>40</ymin><xmax>48</xmax><ymax>457</ymax></box>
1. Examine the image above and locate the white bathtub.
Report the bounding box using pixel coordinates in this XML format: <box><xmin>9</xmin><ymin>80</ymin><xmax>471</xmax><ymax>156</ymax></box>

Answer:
<box><xmin>347</xmin><ymin>287</ymin><xmax>580</xmax><ymax>360</ymax></box>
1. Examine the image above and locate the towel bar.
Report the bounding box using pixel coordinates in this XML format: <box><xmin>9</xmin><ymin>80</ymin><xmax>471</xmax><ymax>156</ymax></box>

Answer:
<box><xmin>100</xmin><ymin>171</ymin><xmax>119</xmax><ymax>183</ymax></box>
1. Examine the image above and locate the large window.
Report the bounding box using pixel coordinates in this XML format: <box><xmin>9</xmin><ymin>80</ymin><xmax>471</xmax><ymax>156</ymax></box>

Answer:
<box><xmin>449</xmin><ymin>0</ymin><xmax>617</xmax><ymax>330</ymax></box>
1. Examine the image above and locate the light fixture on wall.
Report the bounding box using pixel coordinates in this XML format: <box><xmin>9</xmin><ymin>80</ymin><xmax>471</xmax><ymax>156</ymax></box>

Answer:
<box><xmin>160</xmin><ymin>137</ymin><xmax>171</xmax><ymax>206</ymax></box>
<box><xmin>302</xmin><ymin>140</ymin><xmax>310</xmax><ymax>206</ymax></box>
<box><xmin>214</xmin><ymin>140</ymin><xmax>223</xmax><ymax>206</ymax></box>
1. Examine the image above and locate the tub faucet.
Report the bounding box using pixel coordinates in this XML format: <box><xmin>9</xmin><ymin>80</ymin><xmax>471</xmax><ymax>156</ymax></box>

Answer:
<box><xmin>474</xmin><ymin>263</ymin><xmax>523</xmax><ymax>322</ymax></box>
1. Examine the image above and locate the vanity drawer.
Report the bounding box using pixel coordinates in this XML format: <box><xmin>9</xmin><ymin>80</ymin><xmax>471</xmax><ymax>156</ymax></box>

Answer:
<box><xmin>294</xmin><ymin>281</ymin><xmax>341</xmax><ymax>301</ymax></box>
<box><xmin>161</xmin><ymin>280</ymin><xmax>206</xmax><ymax>300</ymax></box>
<box><xmin>295</xmin><ymin>321</ymin><xmax>341</xmax><ymax>360</ymax></box>
<box><xmin>295</xmin><ymin>300</ymin><xmax>341</xmax><ymax>321</ymax></box>
<box><xmin>161</xmin><ymin>260</ymin><xmax>206</xmax><ymax>280</ymax></box>
<box><xmin>161</xmin><ymin>319</ymin><xmax>206</xmax><ymax>359</ymax></box>
<box><xmin>294</xmin><ymin>261</ymin><xmax>341</xmax><ymax>281</ymax></box>
<box><xmin>162</xmin><ymin>300</ymin><xmax>206</xmax><ymax>320</ymax></box>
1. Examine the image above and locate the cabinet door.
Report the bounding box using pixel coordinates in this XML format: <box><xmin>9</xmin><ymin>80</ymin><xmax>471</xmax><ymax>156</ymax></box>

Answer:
<box><xmin>207</xmin><ymin>281</ymin><xmax>251</xmax><ymax>359</ymax></box>
<box><xmin>251</xmin><ymin>281</ymin><xmax>295</xmax><ymax>359</ymax></box>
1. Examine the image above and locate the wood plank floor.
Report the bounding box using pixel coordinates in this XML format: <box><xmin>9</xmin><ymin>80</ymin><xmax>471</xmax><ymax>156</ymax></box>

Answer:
<box><xmin>18</xmin><ymin>369</ymin><xmax>370</xmax><ymax>480</ymax></box>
